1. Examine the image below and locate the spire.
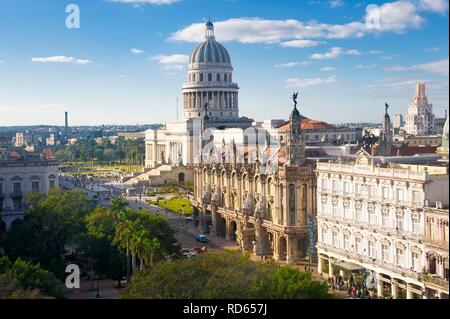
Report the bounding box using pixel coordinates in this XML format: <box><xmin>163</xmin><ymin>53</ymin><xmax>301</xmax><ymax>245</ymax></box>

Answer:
<box><xmin>205</xmin><ymin>18</ymin><xmax>215</xmax><ymax>39</ymax></box>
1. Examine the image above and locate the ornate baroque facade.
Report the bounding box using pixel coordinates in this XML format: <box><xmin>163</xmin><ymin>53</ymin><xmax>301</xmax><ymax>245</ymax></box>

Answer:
<box><xmin>191</xmin><ymin>102</ymin><xmax>318</xmax><ymax>263</ymax></box>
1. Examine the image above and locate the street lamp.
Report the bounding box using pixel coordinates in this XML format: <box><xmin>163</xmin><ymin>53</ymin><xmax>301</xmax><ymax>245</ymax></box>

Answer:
<box><xmin>96</xmin><ymin>275</ymin><xmax>100</xmax><ymax>298</ymax></box>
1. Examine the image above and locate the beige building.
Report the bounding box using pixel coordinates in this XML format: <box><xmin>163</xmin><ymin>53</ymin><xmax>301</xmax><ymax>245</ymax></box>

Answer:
<box><xmin>0</xmin><ymin>154</ymin><xmax>59</xmax><ymax>231</ymax></box>
<box><xmin>316</xmin><ymin>151</ymin><xmax>449</xmax><ymax>299</ymax></box>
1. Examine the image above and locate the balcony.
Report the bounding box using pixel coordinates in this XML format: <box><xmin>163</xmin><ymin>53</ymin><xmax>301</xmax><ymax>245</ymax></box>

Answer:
<box><xmin>10</xmin><ymin>190</ymin><xmax>23</xmax><ymax>198</ymax></box>
<box><xmin>421</xmin><ymin>275</ymin><xmax>449</xmax><ymax>291</ymax></box>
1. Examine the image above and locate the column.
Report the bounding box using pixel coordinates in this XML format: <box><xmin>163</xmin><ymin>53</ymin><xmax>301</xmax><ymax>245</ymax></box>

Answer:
<box><xmin>423</xmin><ymin>289</ymin><xmax>429</xmax><ymax>299</ymax></box>
<box><xmin>377</xmin><ymin>275</ymin><xmax>383</xmax><ymax>297</ymax></box>
<box><xmin>225</xmin><ymin>219</ymin><xmax>232</xmax><ymax>241</ymax></box>
<box><xmin>406</xmin><ymin>285</ymin><xmax>413</xmax><ymax>299</ymax></box>
<box><xmin>391</xmin><ymin>281</ymin><xmax>398</xmax><ymax>299</ymax></box>
<box><xmin>318</xmin><ymin>255</ymin><xmax>323</xmax><ymax>274</ymax></box>
<box><xmin>328</xmin><ymin>259</ymin><xmax>334</xmax><ymax>278</ymax></box>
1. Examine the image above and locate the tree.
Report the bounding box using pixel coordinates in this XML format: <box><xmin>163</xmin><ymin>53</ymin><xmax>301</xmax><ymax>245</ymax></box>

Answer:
<box><xmin>120</xmin><ymin>251</ymin><xmax>330</xmax><ymax>299</ymax></box>
<box><xmin>0</xmin><ymin>274</ymin><xmax>49</xmax><ymax>299</ymax></box>
<box><xmin>1</xmin><ymin>257</ymin><xmax>67</xmax><ymax>299</ymax></box>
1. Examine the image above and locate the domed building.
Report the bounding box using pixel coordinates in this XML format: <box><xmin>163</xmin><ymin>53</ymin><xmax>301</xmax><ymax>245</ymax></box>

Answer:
<box><xmin>437</xmin><ymin>117</ymin><xmax>449</xmax><ymax>160</ymax></box>
<box><xmin>144</xmin><ymin>21</ymin><xmax>253</xmax><ymax>169</ymax></box>
<box><xmin>182</xmin><ymin>21</ymin><xmax>251</xmax><ymax>127</ymax></box>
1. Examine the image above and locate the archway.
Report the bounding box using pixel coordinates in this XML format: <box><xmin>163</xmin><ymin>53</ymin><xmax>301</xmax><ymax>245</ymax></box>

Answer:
<box><xmin>217</xmin><ymin>216</ymin><xmax>226</xmax><ymax>237</ymax></box>
<box><xmin>429</xmin><ymin>255</ymin><xmax>437</xmax><ymax>274</ymax></box>
<box><xmin>279</xmin><ymin>236</ymin><xmax>287</xmax><ymax>261</ymax></box>
<box><xmin>11</xmin><ymin>218</ymin><xmax>23</xmax><ymax>229</ymax></box>
<box><xmin>229</xmin><ymin>220</ymin><xmax>237</xmax><ymax>241</ymax></box>
<box><xmin>178</xmin><ymin>172</ymin><xmax>185</xmax><ymax>183</ymax></box>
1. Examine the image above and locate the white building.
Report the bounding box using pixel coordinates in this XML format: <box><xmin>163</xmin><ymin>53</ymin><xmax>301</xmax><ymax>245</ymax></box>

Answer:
<box><xmin>0</xmin><ymin>154</ymin><xmax>59</xmax><ymax>231</ymax></box>
<box><xmin>145</xmin><ymin>21</ymin><xmax>252</xmax><ymax>169</ymax></box>
<box><xmin>316</xmin><ymin>150</ymin><xmax>449</xmax><ymax>299</ymax></box>
<box><xmin>405</xmin><ymin>83</ymin><xmax>435</xmax><ymax>136</ymax></box>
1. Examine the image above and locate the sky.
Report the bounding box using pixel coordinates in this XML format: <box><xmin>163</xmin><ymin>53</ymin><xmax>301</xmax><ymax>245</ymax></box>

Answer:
<box><xmin>0</xmin><ymin>0</ymin><xmax>448</xmax><ymax>126</ymax></box>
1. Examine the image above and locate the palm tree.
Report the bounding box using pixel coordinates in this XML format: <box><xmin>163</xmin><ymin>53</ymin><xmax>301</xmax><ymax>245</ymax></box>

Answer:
<box><xmin>115</xmin><ymin>220</ymin><xmax>133</xmax><ymax>282</ymax></box>
<box><xmin>143</xmin><ymin>238</ymin><xmax>162</xmax><ymax>269</ymax></box>
<box><xmin>111</xmin><ymin>197</ymin><xmax>129</xmax><ymax>221</ymax></box>
<box><xmin>131</xmin><ymin>228</ymin><xmax>148</xmax><ymax>271</ymax></box>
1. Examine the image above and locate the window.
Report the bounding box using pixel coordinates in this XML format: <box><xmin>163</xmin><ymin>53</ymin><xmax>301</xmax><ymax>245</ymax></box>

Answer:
<box><xmin>332</xmin><ymin>181</ymin><xmax>338</xmax><ymax>193</ymax></box>
<box><xmin>369</xmin><ymin>211</ymin><xmax>377</xmax><ymax>224</ymax></box>
<box><xmin>13</xmin><ymin>198</ymin><xmax>22</xmax><ymax>210</ymax></box>
<box><xmin>332</xmin><ymin>204</ymin><xmax>337</xmax><ymax>217</ymax></box>
<box><xmin>382</xmin><ymin>213</ymin><xmax>389</xmax><ymax>228</ymax></box>
<box><xmin>216</xmin><ymin>73</ymin><xmax>220</xmax><ymax>82</ymax></box>
<box><xmin>332</xmin><ymin>231</ymin><xmax>339</xmax><ymax>248</ymax></box>
<box><xmin>369</xmin><ymin>241</ymin><xmax>376</xmax><ymax>258</ymax></box>
<box><xmin>321</xmin><ymin>228</ymin><xmax>328</xmax><ymax>244</ymax></box>
<box><xmin>355</xmin><ymin>209</ymin><xmax>362</xmax><ymax>222</ymax></box>
<box><xmin>412</xmin><ymin>217</ymin><xmax>420</xmax><ymax>233</ymax></box>
<box><xmin>208</xmin><ymin>73</ymin><xmax>212</xmax><ymax>82</ymax></box>
<box><xmin>396</xmin><ymin>248</ymin><xmax>405</xmax><ymax>267</ymax></box>
<box><xmin>343</xmin><ymin>182</ymin><xmax>349</xmax><ymax>194</ymax></box>
<box><xmin>192</xmin><ymin>74</ymin><xmax>196</xmax><ymax>82</ymax></box>
<box><xmin>396</xmin><ymin>188</ymin><xmax>404</xmax><ymax>203</ymax></box>
<box><xmin>31</xmin><ymin>181</ymin><xmax>39</xmax><ymax>192</ymax></box>
<box><xmin>321</xmin><ymin>179</ymin><xmax>327</xmax><ymax>191</ymax></box>
<box><xmin>413</xmin><ymin>191</ymin><xmax>420</xmax><ymax>204</ymax></box>
<box><xmin>382</xmin><ymin>243</ymin><xmax>390</xmax><ymax>262</ymax></box>
<box><xmin>343</xmin><ymin>234</ymin><xmax>350</xmax><ymax>251</ymax></box>
<box><xmin>396</xmin><ymin>214</ymin><xmax>404</xmax><ymax>231</ymax></box>
<box><xmin>367</xmin><ymin>185</ymin><xmax>373</xmax><ymax>197</ymax></box>
<box><xmin>344</xmin><ymin>206</ymin><xmax>351</xmax><ymax>219</ymax></box>
<box><xmin>200</xmin><ymin>73</ymin><xmax>204</xmax><ymax>82</ymax></box>
<box><xmin>355</xmin><ymin>237</ymin><xmax>362</xmax><ymax>254</ymax></box>
<box><xmin>224</xmin><ymin>74</ymin><xmax>228</xmax><ymax>82</ymax></box>
<box><xmin>13</xmin><ymin>182</ymin><xmax>21</xmax><ymax>194</ymax></box>
<box><xmin>412</xmin><ymin>252</ymin><xmax>421</xmax><ymax>271</ymax></box>
<box><xmin>382</xmin><ymin>187</ymin><xmax>389</xmax><ymax>201</ymax></box>
<box><xmin>49</xmin><ymin>179</ymin><xmax>55</xmax><ymax>189</ymax></box>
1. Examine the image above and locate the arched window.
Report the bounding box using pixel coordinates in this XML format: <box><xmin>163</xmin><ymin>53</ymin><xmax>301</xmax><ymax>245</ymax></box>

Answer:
<box><xmin>208</xmin><ymin>73</ymin><xmax>212</xmax><ymax>82</ymax></box>
<box><xmin>200</xmin><ymin>73</ymin><xmax>204</xmax><ymax>82</ymax></box>
<box><xmin>224</xmin><ymin>74</ymin><xmax>228</xmax><ymax>82</ymax></box>
<box><xmin>216</xmin><ymin>73</ymin><xmax>220</xmax><ymax>82</ymax></box>
<box><xmin>289</xmin><ymin>184</ymin><xmax>296</xmax><ymax>225</ymax></box>
<box><xmin>193</xmin><ymin>74</ymin><xmax>196</xmax><ymax>82</ymax></box>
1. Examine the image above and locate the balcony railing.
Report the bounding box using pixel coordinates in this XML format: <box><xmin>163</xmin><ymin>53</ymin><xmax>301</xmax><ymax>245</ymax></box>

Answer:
<box><xmin>421</xmin><ymin>275</ymin><xmax>449</xmax><ymax>290</ymax></box>
<box><xmin>10</xmin><ymin>191</ymin><xmax>23</xmax><ymax>198</ymax></box>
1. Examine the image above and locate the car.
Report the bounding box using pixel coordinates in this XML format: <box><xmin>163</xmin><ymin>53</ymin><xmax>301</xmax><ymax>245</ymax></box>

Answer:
<box><xmin>182</xmin><ymin>251</ymin><xmax>197</xmax><ymax>258</ymax></box>
<box><xmin>92</xmin><ymin>195</ymin><xmax>98</xmax><ymax>199</ymax></box>
<box><xmin>186</xmin><ymin>216</ymin><xmax>194</xmax><ymax>221</ymax></box>
<box><xmin>103</xmin><ymin>195</ymin><xmax>111</xmax><ymax>200</ymax></box>
<box><xmin>195</xmin><ymin>235</ymin><xmax>209</xmax><ymax>243</ymax></box>
<box><xmin>192</xmin><ymin>247</ymin><xmax>206</xmax><ymax>253</ymax></box>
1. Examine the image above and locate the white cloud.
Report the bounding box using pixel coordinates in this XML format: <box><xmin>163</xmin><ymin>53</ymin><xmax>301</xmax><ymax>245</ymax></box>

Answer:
<box><xmin>320</xmin><ymin>67</ymin><xmax>335</xmax><ymax>71</ymax></box>
<box><xmin>107</xmin><ymin>0</ymin><xmax>180</xmax><ymax>5</ymax></box>
<box><xmin>31</xmin><ymin>56</ymin><xmax>92</xmax><ymax>65</ymax></box>
<box><xmin>417</xmin><ymin>0</ymin><xmax>449</xmax><ymax>13</ymax></box>
<box><xmin>329</xmin><ymin>0</ymin><xmax>345</xmax><ymax>8</ymax></box>
<box><xmin>424</xmin><ymin>47</ymin><xmax>440</xmax><ymax>52</ymax></box>
<box><xmin>310</xmin><ymin>47</ymin><xmax>361</xmax><ymax>59</ymax></box>
<box><xmin>169</xmin><ymin>1</ymin><xmax>440</xmax><ymax>45</ymax></box>
<box><xmin>386</xmin><ymin>58</ymin><xmax>449</xmax><ymax>75</ymax></box>
<box><xmin>130</xmin><ymin>48</ymin><xmax>145</xmax><ymax>54</ymax></box>
<box><xmin>274</xmin><ymin>61</ymin><xmax>311</xmax><ymax>68</ymax></box>
<box><xmin>285</xmin><ymin>75</ymin><xmax>337</xmax><ymax>88</ymax></box>
<box><xmin>355</xmin><ymin>64</ymin><xmax>377</xmax><ymax>69</ymax></box>
<box><xmin>280</xmin><ymin>40</ymin><xmax>321</xmax><ymax>48</ymax></box>
<box><xmin>368</xmin><ymin>50</ymin><xmax>383</xmax><ymax>54</ymax></box>
<box><xmin>0</xmin><ymin>60</ymin><xmax>3</xmax><ymax>63</ymax></box>
<box><xmin>364</xmin><ymin>1</ymin><xmax>424</xmax><ymax>32</ymax></box>
<box><xmin>150</xmin><ymin>54</ymin><xmax>189</xmax><ymax>70</ymax></box>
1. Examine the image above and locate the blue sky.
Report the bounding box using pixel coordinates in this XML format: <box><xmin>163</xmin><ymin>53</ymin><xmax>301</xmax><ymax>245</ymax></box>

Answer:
<box><xmin>0</xmin><ymin>0</ymin><xmax>448</xmax><ymax>126</ymax></box>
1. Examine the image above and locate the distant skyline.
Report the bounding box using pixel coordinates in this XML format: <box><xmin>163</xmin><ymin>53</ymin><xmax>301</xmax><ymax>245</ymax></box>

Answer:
<box><xmin>0</xmin><ymin>0</ymin><xmax>448</xmax><ymax>126</ymax></box>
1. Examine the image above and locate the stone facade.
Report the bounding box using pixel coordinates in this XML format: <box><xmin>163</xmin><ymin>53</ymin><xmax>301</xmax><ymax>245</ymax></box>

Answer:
<box><xmin>0</xmin><ymin>157</ymin><xmax>59</xmax><ymax>231</ymax></box>
<box><xmin>315</xmin><ymin>151</ymin><xmax>449</xmax><ymax>299</ymax></box>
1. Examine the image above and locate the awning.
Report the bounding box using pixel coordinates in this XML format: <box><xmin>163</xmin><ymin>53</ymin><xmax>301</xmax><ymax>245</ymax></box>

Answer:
<box><xmin>333</xmin><ymin>261</ymin><xmax>365</xmax><ymax>272</ymax></box>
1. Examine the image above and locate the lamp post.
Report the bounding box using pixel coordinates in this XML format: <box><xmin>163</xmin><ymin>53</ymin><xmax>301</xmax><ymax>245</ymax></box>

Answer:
<box><xmin>96</xmin><ymin>275</ymin><xmax>100</xmax><ymax>299</ymax></box>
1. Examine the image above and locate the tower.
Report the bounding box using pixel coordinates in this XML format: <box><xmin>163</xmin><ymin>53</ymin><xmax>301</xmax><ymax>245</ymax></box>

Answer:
<box><xmin>372</xmin><ymin>103</ymin><xmax>393</xmax><ymax>157</ymax></box>
<box><xmin>286</xmin><ymin>93</ymin><xmax>305</xmax><ymax>165</ymax></box>
<box><xmin>405</xmin><ymin>83</ymin><xmax>435</xmax><ymax>135</ymax></box>
<box><xmin>182</xmin><ymin>20</ymin><xmax>239</xmax><ymax>122</ymax></box>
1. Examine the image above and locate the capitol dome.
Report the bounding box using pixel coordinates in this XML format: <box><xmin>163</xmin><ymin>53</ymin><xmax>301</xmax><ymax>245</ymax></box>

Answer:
<box><xmin>182</xmin><ymin>20</ymin><xmax>239</xmax><ymax>122</ymax></box>
<box><xmin>189</xmin><ymin>22</ymin><xmax>231</xmax><ymax>66</ymax></box>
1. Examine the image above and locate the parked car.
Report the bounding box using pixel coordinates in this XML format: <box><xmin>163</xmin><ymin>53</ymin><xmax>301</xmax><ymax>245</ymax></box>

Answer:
<box><xmin>195</xmin><ymin>235</ymin><xmax>209</xmax><ymax>243</ymax></box>
<box><xmin>192</xmin><ymin>247</ymin><xmax>206</xmax><ymax>254</ymax></box>
<box><xmin>103</xmin><ymin>195</ymin><xmax>111</xmax><ymax>200</ymax></box>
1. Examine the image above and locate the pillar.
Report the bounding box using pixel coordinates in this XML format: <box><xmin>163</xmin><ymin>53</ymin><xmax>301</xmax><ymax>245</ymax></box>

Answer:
<box><xmin>225</xmin><ymin>219</ymin><xmax>232</xmax><ymax>241</ymax></box>
<box><xmin>423</xmin><ymin>289</ymin><xmax>429</xmax><ymax>299</ymax></box>
<box><xmin>377</xmin><ymin>276</ymin><xmax>383</xmax><ymax>297</ymax></box>
<box><xmin>406</xmin><ymin>285</ymin><xmax>413</xmax><ymax>299</ymax></box>
<box><xmin>318</xmin><ymin>256</ymin><xmax>323</xmax><ymax>274</ymax></box>
<box><xmin>328</xmin><ymin>259</ymin><xmax>334</xmax><ymax>278</ymax></box>
<box><xmin>391</xmin><ymin>281</ymin><xmax>398</xmax><ymax>299</ymax></box>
